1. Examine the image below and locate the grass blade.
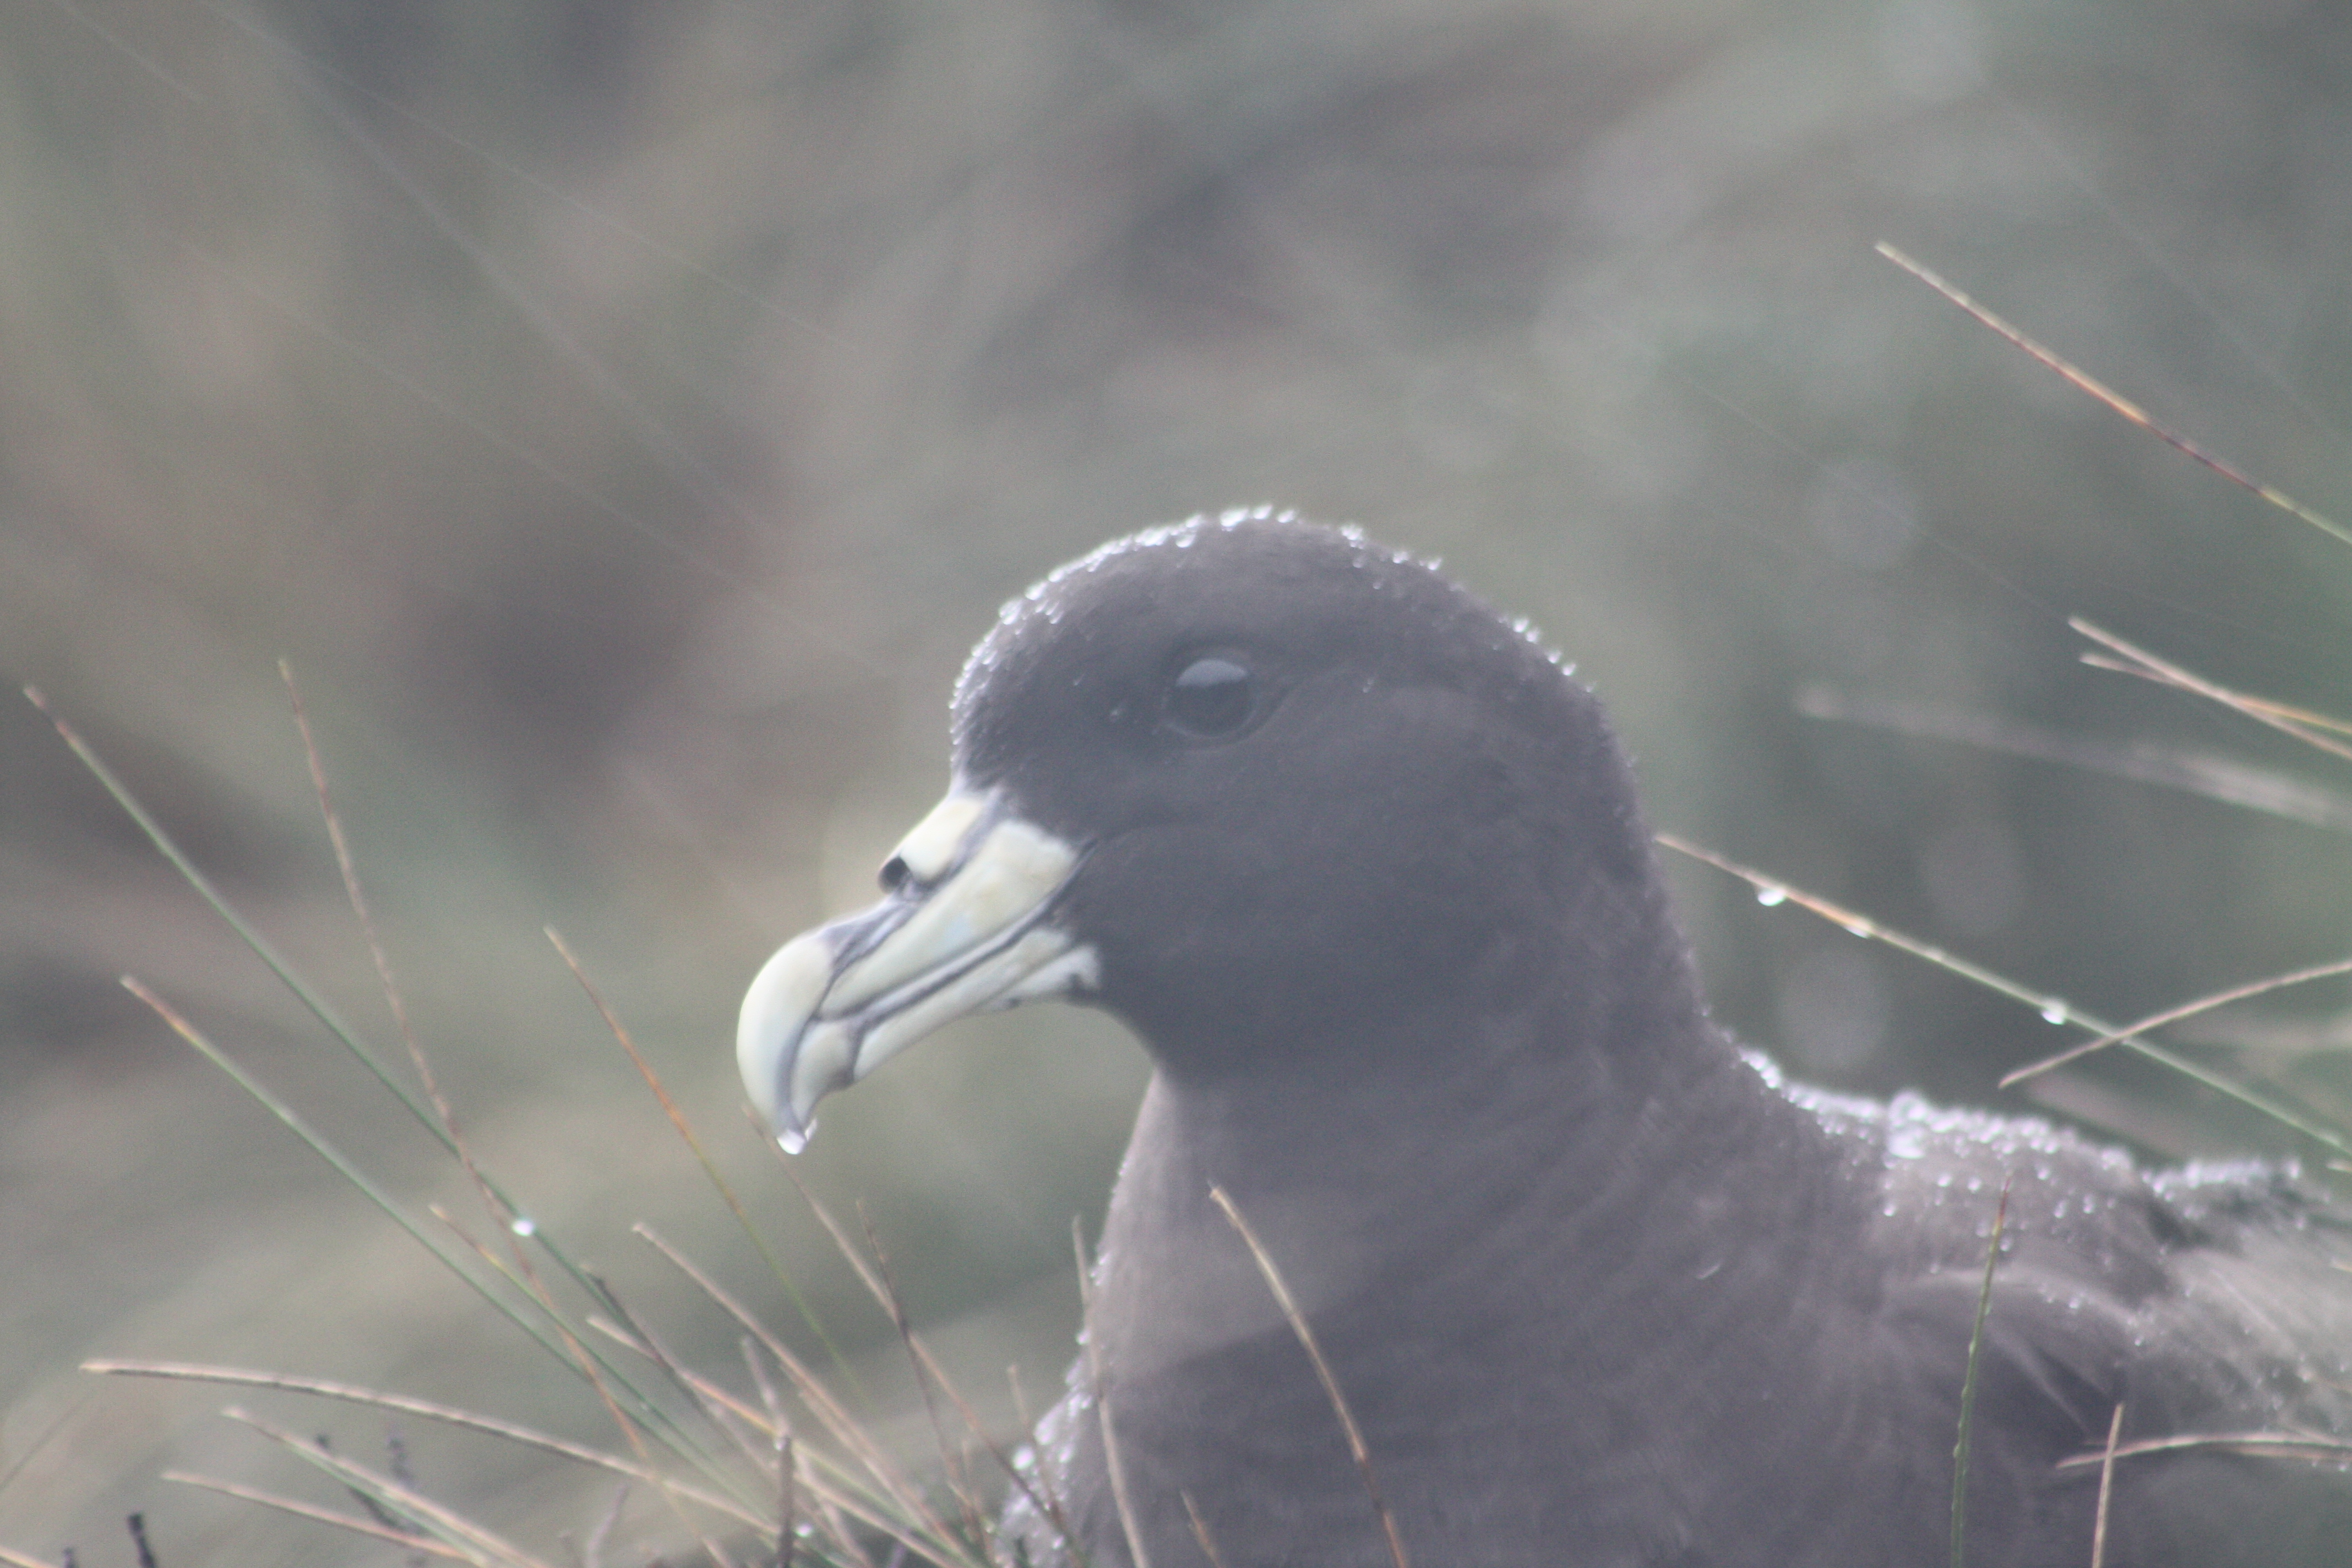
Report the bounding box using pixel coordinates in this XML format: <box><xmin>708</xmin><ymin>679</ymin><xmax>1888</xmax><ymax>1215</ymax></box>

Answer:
<box><xmin>1875</xmin><ymin>244</ymin><xmax>2352</xmax><ymax>551</ymax></box>
<box><xmin>766</xmin><ymin>1151</ymin><xmax>1081</xmax><ymax>1559</ymax></box>
<box><xmin>2090</xmin><ymin>1403</ymin><xmax>2125</xmax><ymax>1568</ymax></box>
<box><xmin>164</xmin><ymin>1472</ymin><xmax>466</xmax><ymax>1559</ymax></box>
<box><xmin>2071</xmin><ymin>621</ymin><xmax>2352</xmax><ymax>765</ymax></box>
<box><xmin>84</xmin><ymin>1357</ymin><xmax>761</xmax><ymax>1526</ymax></box>
<box><xmin>545</xmin><ymin>927</ymin><xmax>858</xmax><ymax>1390</ymax></box>
<box><xmin>2054</xmin><ymin>1430</ymin><xmax>2352</xmax><ymax>1468</ymax></box>
<box><xmin>220</xmin><ymin>1406</ymin><xmax>553</xmax><ymax>1568</ymax></box>
<box><xmin>2000</xmin><ymin>955</ymin><xmax>2352</xmax><ymax>1088</ymax></box>
<box><xmin>1656</xmin><ymin>836</ymin><xmax>2352</xmax><ymax>1158</ymax></box>
<box><xmin>1951</xmin><ymin>1178</ymin><xmax>2012</xmax><ymax>1568</ymax></box>
<box><xmin>1208</xmin><ymin>1186</ymin><xmax>1409</xmax><ymax>1568</ymax></box>
<box><xmin>40</xmin><ymin>684</ymin><xmax>765</xmax><ymax>1490</ymax></box>
<box><xmin>1072</xmin><ymin>1220</ymin><xmax>1151</xmax><ymax>1568</ymax></box>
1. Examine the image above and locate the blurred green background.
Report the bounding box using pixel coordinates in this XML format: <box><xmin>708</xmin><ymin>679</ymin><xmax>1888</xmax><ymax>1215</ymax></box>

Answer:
<box><xmin>3</xmin><ymin>0</ymin><xmax>2349</xmax><ymax>1559</ymax></box>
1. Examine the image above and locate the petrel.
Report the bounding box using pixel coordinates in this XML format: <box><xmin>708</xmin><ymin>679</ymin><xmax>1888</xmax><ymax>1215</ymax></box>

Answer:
<box><xmin>739</xmin><ymin>513</ymin><xmax>2352</xmax><ymax>1567</ymax></box>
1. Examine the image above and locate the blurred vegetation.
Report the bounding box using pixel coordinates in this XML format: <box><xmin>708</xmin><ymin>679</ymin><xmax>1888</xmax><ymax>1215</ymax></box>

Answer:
<box><xmin>1</xmin><ymin>0</ymin><xmax>2348</xmax><ymax>1560</ymax></box>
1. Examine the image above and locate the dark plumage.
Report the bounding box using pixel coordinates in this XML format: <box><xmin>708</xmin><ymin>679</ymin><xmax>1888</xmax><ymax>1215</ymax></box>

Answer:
<box><xmin>739</xmin><ymin>512</ymin><xmax>2352</xmax><ymax>1567</ymax></box>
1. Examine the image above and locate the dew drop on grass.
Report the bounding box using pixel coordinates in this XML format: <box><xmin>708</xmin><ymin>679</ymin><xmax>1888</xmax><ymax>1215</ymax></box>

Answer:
<box><xmin>510</xmin><ymin>1216</ymin><xmax>537</xmax><ymax>1237</ymax></box>
<box><xmin>1756</xmin><ymin>886</ymin><xmax>1787</xmax><ymax>907</ymax></box>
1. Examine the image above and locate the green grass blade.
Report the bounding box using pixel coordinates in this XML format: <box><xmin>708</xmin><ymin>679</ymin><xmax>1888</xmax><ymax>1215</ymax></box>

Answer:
<box><xmin>25</xmin><ymin>686</ymin><xmax>444</xmax><ymax>1135</ymax></box>
<box><xmin>29</xmin><ymin>686</ymin><xmax>778</xmax><ymax>1493</ymax></box>
<box><xmin>1951</xmin><ymin>1178</ymin><xmax>2012</xmax><ymax>1568</ymax></box>
<box><xmin>119</xmin><ymin>976</ymin><xmax>753</xmax><ymax>1504</ymax></box>
<box><xmin>1656</xmin><ymin>835</ymin><xmax>2352</xmax><ymax>1158</ymax></box>
<box><xmin>546</xmin><ymin>927</ymin><xmax>862</xmax><ymax>1393</ymax></box>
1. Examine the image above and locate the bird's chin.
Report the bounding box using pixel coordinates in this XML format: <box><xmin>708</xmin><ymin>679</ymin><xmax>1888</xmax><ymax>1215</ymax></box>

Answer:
<box><xmin>735</xmin><ymin>787</ymin><xmax>1098</xmax><ymax>1151</ymax></box>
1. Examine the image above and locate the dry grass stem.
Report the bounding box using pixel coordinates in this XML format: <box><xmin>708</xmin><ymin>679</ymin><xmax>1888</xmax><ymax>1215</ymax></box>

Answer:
<box><xmin>622</xmin><ymin>1351</ymin><xmax>918</xmax><ymax>1565</ymax></box>
<box><xmin>23</xmin><ymin>689</ymin><xmax>418</xmax><ymax>1124</ymax></box>
<box><xmin>426</xmin><ymin>1204</ymin><xmax>584</xmax><ymax>1338</ymax></box>
<box><xmin>776</xmin><ymin>1430</ymin><xmax>797</xmax><ymax>1568</ymax></box>
<box><xmin>1179</xmin><ymin>1491</ymin><xmax>1229</xmax><ymax>1568</ymax></box>
<box><xmin>748</xmin><ymin>1338</ymin><xmax>788</xmax><ymax>1439</ymax></box>
<box><xmin>421</xmin><ymin>1211</ymin><xmax>748</xmax><ymax>1501</ymax></box>
<box><xmin>589</xmin><ymin>1319</ymin><xmax>762</xmax><ymax>1429</ymax></box>
<box><xmin>589</xmin><ymin>1295</ymin><xmax>777</xmax><ymax>1480</ymax></box>
<box><xmin>2054</xmin><ymin>1430</ymin><xmax>2352</xmax><ymax>1468</ymax></box>
<box><xmin>1207</xmin><ymin>1187</ymin><xmax>1411</xmax><ymax>1568</ymax></box>
<box><xmin>426</xmin><ymin>1204</ymin><xmax>581</xmax><ymax>1347</ymax></box>
<box><xmin>91</xmin><ymin>721</ymin><xmax>746</xmax><ymax>1541</ymax></box>
<box><xmin>286</xmin><ymin>662</ymin><xmax>526</xmax><ymax>1276</ymax></box>
<box><xmin>36</xmin><ymin>687</ymin><xmax>716</xmax><ymax>1379</ymax></box>
<box><xmin>629</xmin><ymin>1223</ymin><xmax>968</xmax><ymax>1562</ymax></box>
<box><xmin>2070</xmin><ymin>621</ymin><xmax>2352</xmax><ymax>765</ymax></box>
<box><xmin>2090</xmin><ymin>1403</ymin><xmax>2125</xmax><ymax>1568</ymax></box>
<box><xmin>581</xmin><ymin>1316</ymin><xmax>892</xmax><ymax>1541</ymax></box>
<box><xmin>2076</xmin><ymin>656</ymin><xmax>2352</xmax><ymax>738</ymax></box>
<box><xmin>1006</xmin><ymin>1367</ymin><xmax>1035</xmax><ymax>1443</ymax></box>
<box><xmin>811</xmin><ymin>1488</ymin><xmax>882</xmax><ymax>1568</ymax></box>
<box><xmin>99</xmin><ymin>729</ymin><xmax>739</xmax><ymax>1540</ymax></box>
<box><xmin>563</xmin><ymin>1484</ymin><xmax>630</xmax><ymax>1568</ymax></box>
<box><xmin>1074</xmin><ymin>1218</ymin><xmax>1153</xmax><ymax>1568</ymax></box>
<box><xmin>0</xmin><ymin>1395</ymin><xmax>91</xmax><ymax>1507</ymax></box>
<box><xmin>1796</xmin><ymin>687</ymin><xmax>2352</xmax><ymax>830</ymax></box>
<box><xmin>742</xmin><ymin>1341</ymin><xmax>851</xmax><ymax>1564</ymax></box>
<box><xmin>549</xmin><ymin>931</ymin><xmax>842</xmax><ymax>1369</ymax></box>
<box><xmin>625</xmin><ymin>1223</ymin><xmax>881</xmax><ymax>1475</ymax></box>
<box><xmin>774</xmin><ymin>1155</ymin><xmax>1082</xmax><ymax>1556</ymax></box>
<box><xmin>165</xmin><ymin>1471</ymin><xmax>467</xmax><ymax>1559</ymax></box>
<box><xmin>109</xmin><ymin>977</ymin><xmax>685</xmax><ymax>1396</ymax></box>
<box><xmin>2000</xmin><ymin>955</ymin><xmax>2352</xmax><ymax>1088</ymax></box>
<box><xmin>1875</xmin><ymin>244</ymin><xmax>2352</xmax><ymax>551</ymax></box>
<box><xmin>857</xmin><ymin>1206</ymin><xmax>988</xmax><ymax>1545</ymax></box>
<box><xmin>32</xmin><ymin>685</ymin><xmax>651</xmax><ymax>1322</ymax></box>
<box><xmin>222</xmin><ymin>1404</ymin><xmax>556</xmax><ymax>1568</ymax></box>
<box><xmin>83</xmin><ymin>1357</ymin><xmax>756</xmax><ymax>1524</ymax></box>
<box><xmin>427</xmin><ymin>1237</ymin><xmax>736</xmax><ymax>1568</ymax></box>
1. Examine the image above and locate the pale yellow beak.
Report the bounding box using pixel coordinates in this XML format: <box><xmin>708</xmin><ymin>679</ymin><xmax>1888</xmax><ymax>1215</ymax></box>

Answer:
<box><xmin>736</xmin><ymin>790</ymin><xmax>1096</xmax><ymax>1151</ymax></box>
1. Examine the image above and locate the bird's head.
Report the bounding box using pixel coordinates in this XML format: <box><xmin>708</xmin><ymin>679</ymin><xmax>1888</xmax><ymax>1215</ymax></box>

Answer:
<box><xmin>737</xmin><ymin>512</ymin><xmax>1680</xmax><ymax>1148</ymax></box>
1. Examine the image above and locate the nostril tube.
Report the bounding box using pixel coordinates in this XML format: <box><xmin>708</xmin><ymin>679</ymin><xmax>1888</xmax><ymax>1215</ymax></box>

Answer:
<box><xmin>878</xmin><ymin>854</ymin><xmax>911</xmax><ymax>892</ymax></box>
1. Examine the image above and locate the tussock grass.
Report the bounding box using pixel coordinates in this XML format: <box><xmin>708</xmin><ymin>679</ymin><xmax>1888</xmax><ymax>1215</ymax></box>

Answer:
<box><xmin>19</xmin><ymin>675</ymin><xmax>1054</xmax><ymax>1567</ymax></box>
<box><xmin>26</xmin><ymin>585</ymin><xmax>2352</xmax><ymax>1563</ymax></box>
<box><xmin>9</xmin><ymin>242</ymin><xmax>2351</xmax><ymax>1568</ymax></box>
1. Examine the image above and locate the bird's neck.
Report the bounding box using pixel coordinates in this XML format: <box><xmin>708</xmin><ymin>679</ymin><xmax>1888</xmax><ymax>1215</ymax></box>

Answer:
<box><xmin>1090</xmin><ymin>984</ymin><xmax>1876</xmax><ymax>1390</ymax></box>
<box><xmin>1073</xmin><ymin>965</ymin><xmax>1887</xmax><ymax>1568</ymax></box>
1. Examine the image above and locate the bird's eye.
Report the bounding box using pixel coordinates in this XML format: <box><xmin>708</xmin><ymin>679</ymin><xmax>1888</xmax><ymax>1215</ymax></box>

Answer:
<box><xmin>1166</xmin><ymin>656</ymin><xmax>1256</xmax><ymax>738</ymax></box>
